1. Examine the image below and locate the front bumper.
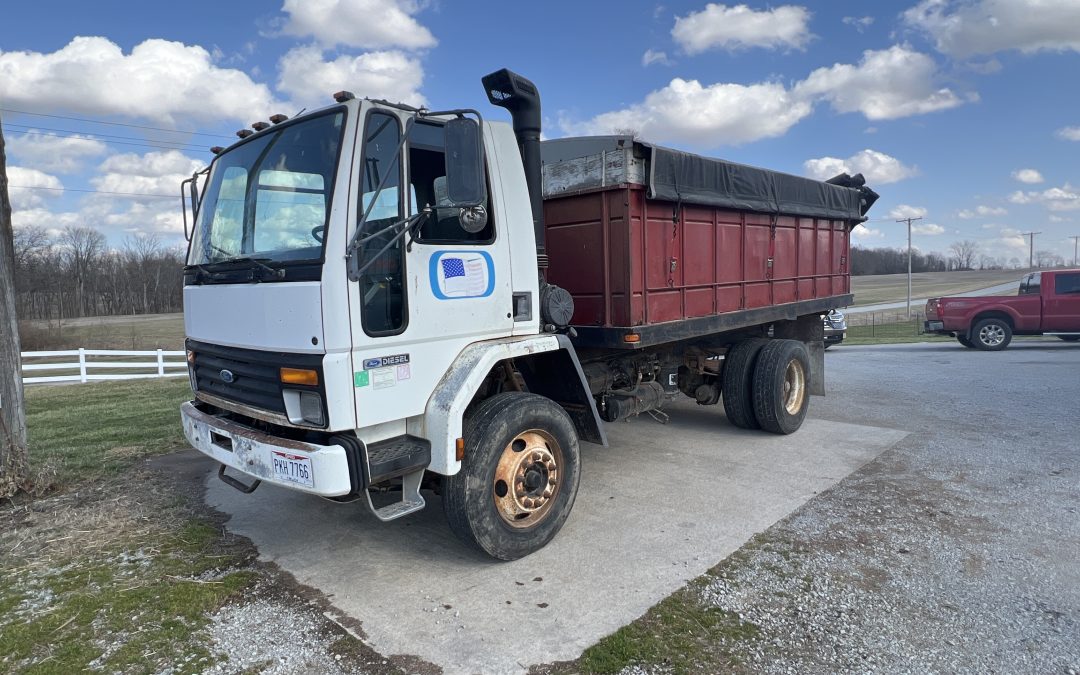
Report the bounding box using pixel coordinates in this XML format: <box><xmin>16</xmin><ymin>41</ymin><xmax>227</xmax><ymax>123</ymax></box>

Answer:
<box><xmin>181</xmin><ymin>401</ymin><xmax>353</xmax><ymax>497</ymax></box>
<box><xmin>824</xmin><ymin>328</ymin><xmax>846</xmax><ymax>344</ymax></box>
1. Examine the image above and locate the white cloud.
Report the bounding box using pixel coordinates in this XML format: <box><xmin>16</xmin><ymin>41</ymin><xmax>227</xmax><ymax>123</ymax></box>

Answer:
<box><xmin>564</xmin><ymin>45</ymin><xmax>965</xmax><ymax>147</ymax></box>
<box><xmin>1009</xmin><ymin>184</ymin><xmax>1080</xmax><ymax>211</ymax></box>
<box><xmin>803</xmin><ymin>149</ymin><xmax>917</xmax><ymax>184</ymax></box>
<box><xmin>795</xmin><ymin>45</ymin><xmax>967</xmax><ymax>120</ymax></box>
<box><xmin>912</xmin><ymin>222</ymin><xmax>946</xmax><ymax>235</ymax></box>
<box><xmin>562</xmin><ymin>78</ymin><xmax>812</xmax><ymax>147</ymax></box>
<box><xmin>958</xmin><ymin>205</ymin><xmax>1007</xmax><ymax>218</ymax></box>
<box><xmin>672</xmin><ymin>3</ymin><xmax>812</xmax><ymax>53</ymax></box>
<box><xmin>1012</xmin><ymin>168</ymin><xmax>1044</xmax><ymax>184</ymax></box>
<box><xmin>277</xmin><ymin>45</ymin><xmax>425</xmax><ymax>108</ymax></box>
<box><xmin>903</xmin><ymin>0</ymin><xmax>1080</xmax><ymax>58</ymax></box>
<box><xmin>642</xmin><ymin>49</ymin><xmax>673</xmax><ymax>67</ymax></box>
<box><xmin>281</xmin><ymin>0</ymin><xmax>435</xmax><ymax>50</ymax></box>
<box><xmin>852</xmin><ymin>224</ymin><xmax>885</xmax><ymax>240</ymax></box>
<box><xmin>10</xmin><ymin>207</ymin><xmax>82</xmax><ymax>236</ymax></box>
<box><xmin>0</xmin><ymin>37</ymin><xmax>277</xmax><ymax>124</ymax></box>
<box><xmin>1056</xmin><ymin>126</ymin><xmax>1080</xmax><ymax>141</ymax></box>
<box><xmin>889</xmin><ymin>204</ymin><xmax>928</xmax><ymax>220</ymax></box>
<box><xmin>842</xmin><ymin>16</ymin><xmax>874</xmax><ymax>32</ymax></box>
<box><xmin>6</xmin><ymin>167</ymin><xmax>64</xmax><ymax>210</ymax></box>
<box><xmin>91</xmin><ymin>150</ymin><xmax>204</xmax><ymax>200</ymax></box>
<box><xmin>1049</xmin><ymin>215</ymin><xmax>1070</xmax><ymax>223</ymax></box>
<box><xmin>7</xmin><ymin>131</ymin><xmax>107</xmax><ymax>174</ymax></box>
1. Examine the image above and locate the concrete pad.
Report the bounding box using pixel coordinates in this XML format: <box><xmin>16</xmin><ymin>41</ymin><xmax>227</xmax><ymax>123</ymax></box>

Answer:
<box><xmin>207</xmin><ymin>400</ymin><xmax>907</xmax><ymax>674</ymax></box>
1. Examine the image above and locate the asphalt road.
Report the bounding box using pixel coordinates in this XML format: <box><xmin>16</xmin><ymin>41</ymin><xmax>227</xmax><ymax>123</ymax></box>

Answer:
<box><xmin>206</xmin><ymin>338</ymin><xmax>1080</xmax><ymax>673</ymax></box>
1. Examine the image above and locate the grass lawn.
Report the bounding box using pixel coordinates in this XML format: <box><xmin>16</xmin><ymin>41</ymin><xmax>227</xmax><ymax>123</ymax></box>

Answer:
<box><xmin>24</xmin><ymin>379</ymin><xmax>193</xmax><ymax>485</ymax></box>
<box><xmin>0</xmin><ymin>380</ymin><xmax>255</xmax><ymax>674</ymax></box>
<box><xmin>22</xmin><ymin>313</ymin><xmax>185</xmax><ymax>352</ymax></box>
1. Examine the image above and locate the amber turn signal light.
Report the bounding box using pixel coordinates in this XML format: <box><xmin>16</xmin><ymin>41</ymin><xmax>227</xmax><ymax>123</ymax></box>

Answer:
<box><xmin>280</xmin><ymin>368</ymin><xmax>319</xmax><ymax>386</ymax></box>
<box><xmin>455</xmin><ymin>437</ymin><xmax>465</xmax><ymax>461</ymax></box>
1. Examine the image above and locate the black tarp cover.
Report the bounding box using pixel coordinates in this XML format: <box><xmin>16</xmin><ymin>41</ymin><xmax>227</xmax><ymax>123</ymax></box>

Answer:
<box><xmin>642</xmin><ymin>143</ymin><xmax>865</xmax><ymax>222</ymax></box>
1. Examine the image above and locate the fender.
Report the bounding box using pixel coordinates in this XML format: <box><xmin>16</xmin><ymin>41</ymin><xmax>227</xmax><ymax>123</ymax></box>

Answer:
<box><xmin>421</xmin><ymin>334</ymin><xmax>607</xmax><ymax>475</ymax></box>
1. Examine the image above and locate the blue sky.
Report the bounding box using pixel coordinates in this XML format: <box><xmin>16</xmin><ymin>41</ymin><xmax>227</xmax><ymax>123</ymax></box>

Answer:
<box><xmin>3</xmin><ymin>0</ymin><xmax>1080</xmax><ymax>265</ymax></box>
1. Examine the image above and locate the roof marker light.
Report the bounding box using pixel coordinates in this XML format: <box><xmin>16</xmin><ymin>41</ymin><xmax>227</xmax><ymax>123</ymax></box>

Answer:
<box><xmin>236</xmin><ymin>129</ymin><xmax>253</xmax><ymax>139</ymax></box>
<box><xmin>269</xmin><ymin>114</ymin><xmax>288</xmax><ymax>124</ymax></box>
<box><xmin>210</xmin><ymin>146</ymin><xmax>224</xmax><ymax>154</ymax></box>
<box><xmin>251</xmin><ymin>121</ymin><xmax>270</xmax><ymax>131</ymax></box>
<box><xmin>333</xmin><ymin>90</ymin><xmax>355</xmax><ymax>103</ymax></box>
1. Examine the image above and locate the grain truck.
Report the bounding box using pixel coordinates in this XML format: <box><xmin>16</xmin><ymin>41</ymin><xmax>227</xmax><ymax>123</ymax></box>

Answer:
<box><xmin>179</xmin><ymin>69</ymin><xmax>878</xmax><ymax>560</ymax></box>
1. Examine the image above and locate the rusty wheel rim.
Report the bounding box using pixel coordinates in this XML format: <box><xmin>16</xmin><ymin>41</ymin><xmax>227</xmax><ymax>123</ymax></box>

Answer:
<box><xmin>492</xmin><ymin>430</ymin><xmax>562</xmax><ymax>529</ymax></box>
<box><xmin>783</xmin><ymin>359</ymin><xmax>806</xmax><ymax>416</ymax></box>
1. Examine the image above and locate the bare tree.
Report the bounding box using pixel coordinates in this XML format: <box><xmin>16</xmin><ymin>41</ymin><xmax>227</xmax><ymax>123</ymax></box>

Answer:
<box><xmin>60</xmin><ymin>225</ymin><xmax>106</xmax><ymax>317</ymax></box>
<box><xmin>949</xmin><ymin>240</ymin><xmax>980</xmax><ymax>270</ymax></box>
<box><xmin>1035</xmin><ymin>250</ymin><xmax>1063</xmax><ymax>268</ymax></box>
<box><xmin>0</xmin><ymin>114</ymin><xmax>30</xmax><ymax>497</ymax></box>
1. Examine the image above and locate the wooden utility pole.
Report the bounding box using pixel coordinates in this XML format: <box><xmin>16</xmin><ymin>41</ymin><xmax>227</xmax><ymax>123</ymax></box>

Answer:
<box><xmin>1070</xmin><ymin>235</ymin><xmax>1079</xmax><ymax>267</ymax></box>
<box><xmin>0</xmin><ymin>112</ymin><xmax>30</xmax><ymax>497</ymax></box>
<box><xmin>1021</xmin><ymin>231</ymin><xmax>1041</xmax><ymax>269</ymax></box>
<box><xmin>896</xmin><ymin>216</ymin><xmax>922</xmax><ymax>317</ymax></box>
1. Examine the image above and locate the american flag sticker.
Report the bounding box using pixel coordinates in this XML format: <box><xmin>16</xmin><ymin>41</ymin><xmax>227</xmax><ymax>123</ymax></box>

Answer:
<box><xmin>434</xmin><ymin>253</ymin><xmax>491</xmax><ymax>299</ymax></box>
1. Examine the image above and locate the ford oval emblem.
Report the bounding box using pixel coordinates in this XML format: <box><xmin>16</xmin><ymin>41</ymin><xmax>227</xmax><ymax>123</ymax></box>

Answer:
<box><xmin>219</xmin><ymin>369</ymin><xmax>235</xmax><ymax>384</ymax></box>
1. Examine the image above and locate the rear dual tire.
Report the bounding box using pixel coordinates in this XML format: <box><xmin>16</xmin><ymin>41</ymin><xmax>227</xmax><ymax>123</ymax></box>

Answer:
<box><xmin>722</xmin><ymin>338</ymin><xmax>810</xmax><ymax>435</ymax></box>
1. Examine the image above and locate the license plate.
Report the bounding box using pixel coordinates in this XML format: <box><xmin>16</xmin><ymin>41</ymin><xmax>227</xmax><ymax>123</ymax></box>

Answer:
<box><xmin>272</xmin><ymin>451</ymin><xmax>314</xmax><ymax>488</ymax></box>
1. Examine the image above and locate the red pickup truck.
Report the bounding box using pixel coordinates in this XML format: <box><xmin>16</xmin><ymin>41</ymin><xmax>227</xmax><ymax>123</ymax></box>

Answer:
<box><xmin>924</xmin><ymin>270</ymin><xmax>1080</xmax><ymax>350</ymax></box>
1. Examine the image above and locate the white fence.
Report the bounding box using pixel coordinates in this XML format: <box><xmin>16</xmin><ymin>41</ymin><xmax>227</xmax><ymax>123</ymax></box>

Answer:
<box><xmin>21</xmin><ymin>348</ymin><xmax>187</xmax><ymax>385</ymax></box>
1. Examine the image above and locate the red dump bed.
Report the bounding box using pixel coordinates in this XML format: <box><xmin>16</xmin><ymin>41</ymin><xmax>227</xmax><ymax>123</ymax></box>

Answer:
<box><xmin>546</xmin><ymin>186</ymin><xmax>851</xmax><ymax>326</ymax></box>
<box><xmin>541</xmin><ymin>137</ymin><xmax>869</xmax><ymax>348</ymax></box>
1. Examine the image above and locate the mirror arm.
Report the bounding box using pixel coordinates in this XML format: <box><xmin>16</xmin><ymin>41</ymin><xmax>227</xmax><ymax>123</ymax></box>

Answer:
<box><xmin>347</xmin><ymin>117</ymin><xmax>415</xmax><ymax>257</ymax></box>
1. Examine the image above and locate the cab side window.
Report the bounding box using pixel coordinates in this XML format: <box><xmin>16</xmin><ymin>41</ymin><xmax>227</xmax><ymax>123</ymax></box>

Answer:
<box><xmin>358</xmin><ymin>112</ymin><xmax>406</xmax><ymax>335</ymax></box>
<box><xmin>1019</xmin><ymin>273</ymin><xmax>1042</xmax><ymax>295</ymax></box>
<box><xmin>408</xmin><ymin>121</ymin><xmax>495</xmax><ymax>243</ymax></box>
<box><xmin>1055</xmin><ymin>272</ymin><xmax>1080</xmax><ymax>295</ymax></box>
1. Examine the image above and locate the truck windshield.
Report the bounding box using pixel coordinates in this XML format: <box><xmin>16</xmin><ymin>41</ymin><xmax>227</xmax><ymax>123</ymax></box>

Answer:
<box><xmin>187</xmin><ymin>110</ymin><xmax>346</xmax><ymax>267</ymax></box>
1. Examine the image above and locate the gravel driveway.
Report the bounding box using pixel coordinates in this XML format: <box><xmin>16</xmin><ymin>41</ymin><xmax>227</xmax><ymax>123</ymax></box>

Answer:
<box><xmin>698</xmin><ymin>340</ymin><xmax>1080</xmax><ymax>673</ymax></box>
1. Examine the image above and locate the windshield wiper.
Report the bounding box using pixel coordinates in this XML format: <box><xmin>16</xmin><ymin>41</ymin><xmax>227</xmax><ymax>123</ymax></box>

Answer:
<box><xmin>215</xmin><ymin>255</ymin><xmax>286</xmax><ymax>280</ymax></box>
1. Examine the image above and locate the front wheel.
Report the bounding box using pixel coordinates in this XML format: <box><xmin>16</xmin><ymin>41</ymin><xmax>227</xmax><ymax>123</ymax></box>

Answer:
<box><xmin>972</xmin><ymin>318</ymin><xmax>1012</xmax><ymax>351</ymax></box>
<box><xmin>443</xmin><ymin>392</ymin><xmax>581</xmax><ymax>560</ymax></box>
<box><xmin>752</xmin><ymin>340</ymin><xmax>811</xmax><ymax>435</ymax></box>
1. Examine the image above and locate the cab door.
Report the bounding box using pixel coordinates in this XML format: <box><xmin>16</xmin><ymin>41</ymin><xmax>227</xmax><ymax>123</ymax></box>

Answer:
<box><xmin>346</xmin><ymin>107</ymin><xmax>514</xmax><ymax>431</ymax></box>
<box><xmin>1045</xmin><ymin>271</ymin><xmax>1080</xmax><ymax>332</ymax></box>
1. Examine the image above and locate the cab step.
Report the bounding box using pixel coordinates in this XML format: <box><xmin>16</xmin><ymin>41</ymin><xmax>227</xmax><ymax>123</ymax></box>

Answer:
<box><xmin>364</xmin><ymin>469</ymin><xmax>426</xmax><ymax>522</ymax></box>
<box><xmin>365</xmin><ymin>434</ymin><xmax>431</xmax><ymax>485</ymax></box>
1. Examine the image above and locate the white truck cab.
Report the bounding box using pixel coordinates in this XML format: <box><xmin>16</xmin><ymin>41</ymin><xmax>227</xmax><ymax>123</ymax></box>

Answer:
<box><xmin>181</xmin><ymin>70</ymin><xmax>603</xmax><ymax>560</ymax></box>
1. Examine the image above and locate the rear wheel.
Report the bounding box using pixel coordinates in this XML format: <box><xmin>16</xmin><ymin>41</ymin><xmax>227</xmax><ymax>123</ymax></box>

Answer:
<box><xmin>721</xmin><ymin>338</ymin><xmax>769</xmax><ymax>429</ymax></box>
<box><xmin>1058</xmin><ymin>335</ymin><xmax>1080</xmax><ymax>342</ymax></box>
<box><xmin>957</xmin><ymin>335</ymin><xmax>975</xmax><ymax>348</ymax></box>
<box><xmin>972</xmin><ymin>317</ymin><xmax>1012</xmax><ymax>351</ymax></box>
<box><xmin>752</xmin><ymin>340</ymin><xmax>811</xmax><ymax>435</ymax></box>
<box><xmin>443</xmin><ymin>392</ymin><xmax>580</xmax><ymax>560</ymax></box>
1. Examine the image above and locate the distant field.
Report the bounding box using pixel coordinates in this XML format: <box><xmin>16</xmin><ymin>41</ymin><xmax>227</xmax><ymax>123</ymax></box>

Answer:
<box><xmin>23</xmin><ymin>313</ymin><xmax>185</xmax><ymax>351</ymax></box>
<box><xmin>850</xmin><ymin>269</ymin><xmax>1026</xmax><ymax>307</ymax></box>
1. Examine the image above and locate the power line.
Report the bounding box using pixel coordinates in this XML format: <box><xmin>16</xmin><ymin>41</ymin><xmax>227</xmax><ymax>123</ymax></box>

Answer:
<box><xmin>4</xmin><ymin>127</ymin><xmax>211</xmax><ymax>154</ymax></box>
<box><xmin>4</xmin><ymin>123</ymin><xmax>209</xmax><ymax>152</ymax></box>
<box><xmin>0</xmin><ymin>107</ymin><xmax>233</xmax><ymax>139</ymax></box>
<box><xmin>9</xmin><ymin>184</ymin><xmax>176</xmax><ymax>200</ymax></box>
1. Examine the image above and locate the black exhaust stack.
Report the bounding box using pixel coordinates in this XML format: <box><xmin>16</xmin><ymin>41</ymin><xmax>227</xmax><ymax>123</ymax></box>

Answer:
<box><xmin>482</xmin><ymin>69</ymin><xmax>547</xmax><ymax>271</ymax></box>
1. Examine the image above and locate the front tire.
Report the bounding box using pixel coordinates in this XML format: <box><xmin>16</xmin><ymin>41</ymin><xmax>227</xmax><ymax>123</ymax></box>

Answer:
<box><xmin>752</xmin><ymin>340</ymin><xmax>811</xmax><ymax>435</ymax></box>
<box><xmin>972</xmin><ymin>318</ymin><xmax>1012</xmax><ymax>351</ymax></box>
<box><xmin>443</xmin><ymin>392</ymin><xmax>581</xmax><ymax>561</ymax></box>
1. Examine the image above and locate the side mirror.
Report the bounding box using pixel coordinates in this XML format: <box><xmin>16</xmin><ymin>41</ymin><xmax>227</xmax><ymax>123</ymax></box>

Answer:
<box><xmin>443</xmin><ymin>118</ymin><xmax>486</xmax><ymax>207</ymax></box>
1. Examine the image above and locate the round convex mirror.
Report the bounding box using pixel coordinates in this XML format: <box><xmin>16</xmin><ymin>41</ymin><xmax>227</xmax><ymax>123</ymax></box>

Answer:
<box><xmin>459</xmin><ymin>205</ymin><xmax>488</xmax><ymax>233</ymax></box>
